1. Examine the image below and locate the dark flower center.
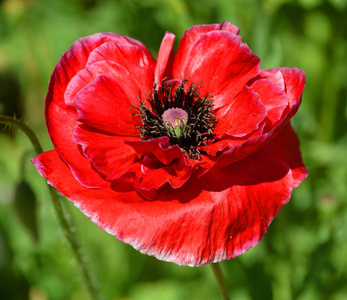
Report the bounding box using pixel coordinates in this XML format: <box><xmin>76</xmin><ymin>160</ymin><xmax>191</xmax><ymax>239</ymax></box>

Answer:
<box><xmin>136</xmin><ymin>79</ymin><xmax>217</xmax><ymax>159</ymax></box>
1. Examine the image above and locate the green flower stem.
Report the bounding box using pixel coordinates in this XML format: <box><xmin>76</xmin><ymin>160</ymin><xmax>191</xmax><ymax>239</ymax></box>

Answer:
<box><xmin>211</xmin><ymin>262</ymin><xmax>230</xmax><ymax>300</ymax></box>
<box><xmin>0</xmin><ymin>115</ymin><xmax>44</xmax><ymax>154</ymax></box>
<box><xmin>0</xmin><ymin>115</ymin><xmax>100</xmax><ymax>300</ymax></box>
<box><xmin>47</xmin><ymin>185</ymin><xmax>101</xmax><ymax>300</ymax></box>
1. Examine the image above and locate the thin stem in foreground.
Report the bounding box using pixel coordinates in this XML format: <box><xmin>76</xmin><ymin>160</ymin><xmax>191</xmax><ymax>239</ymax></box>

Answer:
<box><xmin>211</xmin><ymin>262</ymin><xmax>230</xmax><ymax>300</ymax></box>
<box><xmin>0</xmin><ymin>115</ymin><xmax>43</xmax><ymax>154</ymax></box>
<box><xmin>0</xmin><ymin>115</ymin><xmax>100</xmax><ymax>300</ymax></box>
<box><xmin>48</xmin><ymin>185</ymin><xmax>100</xmax><ymax>300</ymax></box>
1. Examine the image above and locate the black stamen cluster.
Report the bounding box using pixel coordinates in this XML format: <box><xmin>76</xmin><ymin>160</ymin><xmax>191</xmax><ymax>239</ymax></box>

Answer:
<box><xmin>135</xmin><ymin>80</ymin><xmax>216</xmax><ymax>159</ymax></box>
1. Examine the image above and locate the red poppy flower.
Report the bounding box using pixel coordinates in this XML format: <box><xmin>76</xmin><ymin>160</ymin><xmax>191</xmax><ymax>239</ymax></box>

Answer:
<box><xmin>32</xmin><ymin>22</ymin><xmax>307</xmax><ymax>266</ymax></box>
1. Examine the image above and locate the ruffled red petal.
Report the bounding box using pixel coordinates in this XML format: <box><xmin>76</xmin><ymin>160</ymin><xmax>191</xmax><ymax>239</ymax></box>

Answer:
<box><xmin>259</xmin><ymin>69</ymin><xmax>285</xmax><ymax>90</ymax></box>
<box><xmin>125</xmin><ymin>137</ymin><xmax>195</xmax><ymax>197</ymax></box>
<box><xmin>154</xmin><ymin>32</ymin><xmax>175</xmax><ymax>84</ymax></box>
<box><xmin>264</xmin><ymin>123</ymin><xmax>308</xmax><ymax>187</ymax></box>
<box><xmin>73</xmin><ymin>124</ymin><xmax>141</xmax><ymax>183</ymax></box>
<box><xmin>125</xmin><ymin>137</ymin><xmax>187</xmax><ymax>166</ymax></box>
<box><xmin>46</xmin><ymin>33</ymin><xmax>152</xmax><ymax>189</ymax></box>
<box><xmin>206</xmin><ymin>67</ymin><xmax>305</xmax><ymax>166</ymax></box>
<box><xmin>214</xmin><ymin>85</ymin><xmax>267</xmax><ymax>137</ymax></box>
<box><xmin>268</xmin><ymin>67</ymin><xmax>305</xmax><ymax>110</ymax></box>
<box><xmin>174</xmin><ymin>30</ymin><xmax>260</xmax><ymax>100</ymax></box>
<box><xmin>65</xmin><ymin>60</ymin><xmax>143</xmax><ymax>109</ymax></box>
<box><xmin>32</xmin><ymin>121</ymin><xmax>305</xmax><ymax>266</ymax></box>
<box><xmin>173</xmin><ymin>22</ymin><xmax>239</xmax><ymax>76</ymax></box>
<box><xmin>86</xmin><ymin>42</ymin><xmax>155</xmax><ymax>100</ymax></box>
<box><xmin>74</xmin><ymin>75</ymin><xmax>141</xmax><ymax>136</ymax></box>
<box><xmin>249</xmin><ymin>76</ymin><xmax>288</xmax><ymax>129</ymax></box>
<box><xmin>135</xmin><ymin>162</ymin><xmax>196</xmax><ymax>196</ymax></box>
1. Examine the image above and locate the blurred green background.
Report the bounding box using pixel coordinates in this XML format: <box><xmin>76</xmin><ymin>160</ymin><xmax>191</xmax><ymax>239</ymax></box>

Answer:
<box><xmin>0</xmin><ymin>0</ymin><xmax>346</xmax><ymax>299</ymax></box>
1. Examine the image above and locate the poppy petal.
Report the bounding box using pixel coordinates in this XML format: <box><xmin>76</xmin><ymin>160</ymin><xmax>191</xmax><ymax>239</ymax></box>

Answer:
<box><xmin>65</xmin><ymin>60</ymin><xmax>142</xmax><ymax>109</ymax></box>
<box><xmin>125</xmin><ymin>137</ymin><xmax>195</xmax><ymax>197</ymax></box>
<box><xmin>210</xmin><ymin>68</ymin><xmax>305</xmax><ymax>168</ymax></box>
<box><xmin>268</xmin><ymin>67</ymin><xmax>305</xmax><ymax>110</ymax></box>
<box><xmin>264</xmin><ymin>123</ymin><xmax>308</xmax><ymax>187</ymax></box>
<box><xmin>179</xmin><ymin>31</ymin><xmax>260</xmax><ymax>101</ymax></box>
<box><xmin>46</xmin><ymin>33</ymin><xmax>150</xmax><ymax>189</ymax></box>
<box><xmin>196</xmin><ymin>154</ymin><xmax>293</xmax><ymax>265</ymax></box>
<box><xmin>155</xmin><ymin>32</ymin><xmax>175</xmax><ymax>84</ymax></box>
<box><xmin>73</xmin><ymin>124</ymin><xmax>141</xmax><ymax>182</ymax></box>
<box><xmin>249</xmin><ymin>77</ymin><xmax>288</xmax><ymax>129</ymax></box>
<box><xmin>74</xmin><ymin>75</ymin><xmax>141</xmax><ymax>136</ymax></box>
<box><xmin>31</xmin><ymin>150</ymin><xmax>203</xmax><ymax>265</ymax></box>
<box><xmin>173</xmin><ymin>22</ymin><xmax>240</xmax><ymax>76</ymax></box>
<box><xmin>86</xmin><ymin>42</ymin><xmax>155</xmax><ymax>100</ymax></box>
<box><xmin>214</xmin><ymin>85</ymin><xmax>267</xmax><ymax>137</ymax></box>
<box><xmin>125</xmin><ymin>137</ymin><xmax>188</xmax><ymax>166</ymax></box>
<box><xmin>31</xmin><ymin>119</ymin><xmax>304</xmax><ymax>267</ymax></box>
<box><xmin>136</xmin><ymin>164</ymin><xmax>194</xmax><ymax>193</ymax></box>
<box><xmin>259</xmin><ymin>69</ymin><xmax>285</xmax><ymax>90</ymax></box>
